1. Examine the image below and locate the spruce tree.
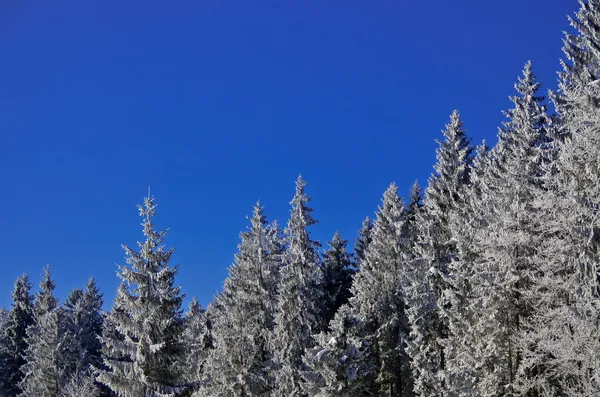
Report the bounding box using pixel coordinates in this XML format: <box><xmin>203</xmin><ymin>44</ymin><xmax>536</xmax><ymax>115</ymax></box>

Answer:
<box><xmin>320</xmin><ymin>232</ymin><xmax>354</xmax><ymax>331</ymax></box>
<box><xmin>61</xmin><ymin>278</ymin><xmax>105</xmax><ymax>392</ymax></box>
<box><xmin>201</xmin><ymin>202</ymin><xmax>282</xmax><ymax>396</ymax></box>
<box><xmin>180</xmin><ymin>297</ymin><xmax>209</xmax><ymax>389</ymax></box>
<box><xmin>349</xmin><ymin>183</ymin><xmax>413</xmax><ymax>396</ymax></box>
<box><xmin>0</xmin><ymin>274</ymin><xmax>34</xmax><ymax>397</ymax></box>
<box><xmin>20</xmin><ymin>265</ymin><xmax>61</xmax><ymax>397</ymax></box>
<box><xmin>96</xmin><ymin>193</ymin><xmax>187</xmax><ymax>397</ymax></box>
<box><xmin>354</xmin><ymin>217</ymin><xmax>373</xmax><ymax>266</ymax></box>
<box><xmin>272</xmin><ymin>175</ymin><xmax>323</xmax><ymax>397</ymax></box>
<box><xmin>405</xmin><ymin>111</ymin><xmax>473</xmax><ymax>396</ymax></box>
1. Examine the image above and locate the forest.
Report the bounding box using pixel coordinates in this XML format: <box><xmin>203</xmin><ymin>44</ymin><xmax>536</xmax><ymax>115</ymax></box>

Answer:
<box><xmin>2</xmin><ymin>1</ymin><xmax>600</xmax><ymax>396</ymax></box>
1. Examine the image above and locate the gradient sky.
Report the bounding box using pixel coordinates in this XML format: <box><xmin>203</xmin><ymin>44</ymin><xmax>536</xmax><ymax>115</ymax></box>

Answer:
<box><xmin>1</xmin><ymin>0</ymin><xmax>575</xmax><ymax>310</ymax></box>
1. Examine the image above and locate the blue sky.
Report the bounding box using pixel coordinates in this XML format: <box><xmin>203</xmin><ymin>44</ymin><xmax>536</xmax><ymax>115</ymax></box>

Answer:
<box><xmin>1</xmin><ymin>0</ymin><xmax>574</xmax><ymax>309</ymax></box>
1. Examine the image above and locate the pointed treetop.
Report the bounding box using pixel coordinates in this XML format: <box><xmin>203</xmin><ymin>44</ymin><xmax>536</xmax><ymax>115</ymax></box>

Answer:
<box><xmin>35</xmin><ymin>265</ymin><xmax>57</xmax><ymax>316</ymax></box>
<box><xmin>250</xmin><ymin>201</ymin><xmax>267</xmax><ymax>231</ymax></box>
<box><xmin>409</xmin><ymin>180</ymin><xmax>423</xmax><ymax>208</ymax></box>
<box><xmin>188</xmin><ymin>296</ymin><xmax>203</xmax><ymax>317</ymax></box>
<box><xmin>12</xmin><ymin>273</ymin><xmax>33</xmax><ymax>309</ymax></box>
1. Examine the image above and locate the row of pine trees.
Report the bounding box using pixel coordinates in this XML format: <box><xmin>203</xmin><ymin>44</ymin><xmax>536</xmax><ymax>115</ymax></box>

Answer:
<box><xmin>3</xmin><ymin>1</ymin><xmax>600</xmax><ymax>395</ymax></box>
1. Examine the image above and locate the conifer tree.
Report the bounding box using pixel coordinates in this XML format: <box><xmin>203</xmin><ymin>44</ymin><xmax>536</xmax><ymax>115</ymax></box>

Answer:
<box><xmin>20</xmin><ymin>265</ymin><xmax>61</xmax><ymax>397</ymax></box>
<box><xmin>464</xmin><ymin>62</ymin><xmax>550</xmax><ymax>396</ymax></box>
<box><xmin>405</xmin><ymin>111</ymin><xmax>473</xmax><ymax>396</ymax></box>
<box><xmin>201</xmin><ymin>202</ymin><xmax>282</xmax><ymax>396</ymax></box>
<box><xmin>0</xmin><ymin>274</ymin><xmax>34</xmax><ymax>397</ymax></box>
<box><xmin>320</xmin><ymin>232</ymin><xmax>354</xmax><ymax>331</ymax></box>
<box><xmin>354</xmin><ymin>217</ymin><xmax>373</xmax><ymax>266</ymax></box>
<box><xmin>61</xmin><ymin>278</ymin><xmax>105</xmax><ymax>392</ymax></box>
<box><xmin>272</xmin><ymin>176</ymin><xmax>323</xmax><ymax>397</ymax></box>
<box><xmin>96</xmin><ymin>193</ymin><xmax>187</xmax><ymax>397</ymax></box>
<box><xmin>180</xmin><ymin>297</ymin><xmax>209</xmax><ymax>389</ymax></box>
<box><xmin>349</xmin><ymin>183</ymin><xmax>413</xmax><ymax>396</ymax></box>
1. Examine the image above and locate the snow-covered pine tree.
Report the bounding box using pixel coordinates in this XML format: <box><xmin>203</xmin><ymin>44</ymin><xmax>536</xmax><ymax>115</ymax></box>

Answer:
<box><xmin>463</xmin><ymin>62</ymin><xmax>550</xmax><ymax>396</ymax></box>
<box><xmin>514</xmin><ymin>3</ymin><xmax>600</xmax><ymax>394</ymax></box>
<box><xmin>405</xmin><ymin>111</ymin><xmax>473</xmax><ymax>396</ymax></box>
<box><xmin>180</xmin><ymin>297</ymin><xmax>209</xmax><ymax>390</ymax></box>
<box><xmin>20</xmin><ymin>265</ymin><xmax>62</xmax><ymax>397</ymax></box>
<box><xmin>96</xmin><ymin>193</ymin><xmax>187</xmax><ymax>397</ymax></box>
<box><xmin>349</xmin><ymin>183</ymin><xmax>413</xmax><ymax>396</ymax></box>
<box><xmin>0</xmin><ymin>274</ymin><xmax>34</xmax><ymax>397</ymax></box>
<box><xmin>320</xmin><ymin>232</ymin><xmax>354</xmax><ymax>332</ymax></box>
<box><xmin>61</xmin><ymin>278</ymin><xmax>105</xmax><ymax>393</ymax></box>
<box><xmin>272</xmin><ymin>175</ymin><xmax>323</xmax><ymax>397</ymax></box>
<box><xmin>354</xmin><ymin>217</ymin><xmax>373</xmax><ymax>266</ymax></box>
<box><xmin>201</xmin><ymin>202</ymin><xmax>282</xmax><ymax>397</ymax></box>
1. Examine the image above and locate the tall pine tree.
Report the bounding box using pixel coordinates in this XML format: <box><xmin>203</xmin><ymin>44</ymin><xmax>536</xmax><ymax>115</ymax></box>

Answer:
<box><xmin>96</xmin><ymin>192</ymin><xmax>187</xmax><ymax>396</ymax></box>
<box><xmin>272</xmin><ymin>176</ymin><xmax>323</xmax><ymax>397</ymax></box>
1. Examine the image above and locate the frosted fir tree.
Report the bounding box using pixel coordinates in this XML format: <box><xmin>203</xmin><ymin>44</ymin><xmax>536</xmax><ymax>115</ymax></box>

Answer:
<box><xmin>348</xmin><ymin>183</ymin><xmax>413</xmax><ymax>396</ymax></box>
<box><xmin>353</xmin><ymin>217</ymin><xmax>373</xmax><ymax>266</ymax></box>
<box><xmin>320</xmin><ymin>231</ymin><xmax>354</xmax><ymax>331</ymax></box>
<box><xmin>0</xmin><ymin>274</ymin><xmax>34</xmax><ymax>397</ymax></box>
<box><xmin>19</xmin><ymin>266</ymin><xmax>62</xmax><ymax>397</ymax></box>
<box><xmin>272</xmin><ymin>175</ymin><xmax>323</xmax><ymax>397</ymax></box>
<box><xmin>96</xmin><ymin>193</ymin><xmax>187</xmax><ymax>397</ymax></box>
<box><xmin>61</xmin><ymin>278</ymin><xmax>105</xmax><ymax>393</ymax></box>
<box><xmin>405</xmin><ymin>111</ymin><xmax>473</xmax><ymax>396</ymax></box>
<box><xmin>514</xmin><ymin>3</ymin><xmax>600</xmax><ymax>395</ymax></box>
<box><xmin>201</xmin><ymin>202</ymin><xmax>283</xmax><ymax>397</ymax></box>
<box><xmin>179</xmin><ymin>297</ymin><xmax>208</xmax><ymax>389</ymax></box>
<box><xmin>61</xmin><ymin>371</ymin><xmax>100</xmax><ymax>397</ymax></box>
<box><xmin>303</xmin><ymin>304</ymin><xmax>375</xmax><ymax>397</ymax></box>
<box><xmin>461</xmin><ymin>62</ymin><xmax>550</xmax><ymax>396</ymax></box>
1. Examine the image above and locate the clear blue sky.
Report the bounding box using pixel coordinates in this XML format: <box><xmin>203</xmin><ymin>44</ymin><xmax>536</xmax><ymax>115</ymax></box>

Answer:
<box><xmin>1</xmin><ymin>0</ymin><xmax>574</xmax><ymax>310</ymax></box>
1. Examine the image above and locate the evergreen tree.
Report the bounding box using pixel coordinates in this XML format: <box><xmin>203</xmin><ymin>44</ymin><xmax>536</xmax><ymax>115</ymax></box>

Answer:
<box><xmin>0</xmin><ymin>274</ymin><xmax>34</xmax><ymax>397</ymax></box>
<box><xmin>354</xmin><ymin>217</ymin><xmax>373</xmax><ymax>266</ymax></box>
<box><xmin>466</xmin><ymin>62</ymin><xmax>549</xmax><ymax>396</ymax></box>
<box><xmin>20</xmin><ymin>265</ymin><xmax>62</xmax><ymax>397</ymax></box>
<box><xmin>320</xmin><ymin>232</ymin><xmax>354</xmax><ymax>331</ymax></box>
<box><xmin>61</xmin><ymin>278</ymin><xmax>105</xmax><ymax>393</ymax></box>
<box><xmin>201</xmin><ymin>202</ymin><xmax>282</xmax><ymax>396</ymax></box>
<box><xmin>349</xmin><ymin>183</ymin><xmax>413</xmax><ymax>396</ymax></box>
<box><xmin>180</xmin><ymin>297</ymin><xmax>208</xmax><ymax>389</ymax></box>
<box><xmin>272</xmin><ymin>176</ymin><xmax>323</xmax><ymax>397</ymax></box>
<box><xmin>96</xmin><ymin>193</ymin><xmax>187</xmax><ymax>397</ymax></box>
<box><xmin>405</xmin><ymin>111</ymin><xmax>473</xmax><ymax>396</ymax></box>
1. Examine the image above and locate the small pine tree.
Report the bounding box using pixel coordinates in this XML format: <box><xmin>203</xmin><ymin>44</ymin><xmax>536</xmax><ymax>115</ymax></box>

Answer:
<box><xmin>96</xmin><ymin>192</ymin><xmax>187</xmax><ymax>397</ymax></box>
<box><xmin>320</xmin><ymin>232</ymin><xmax>354</xmax><ymax>331</ymax></box>
<box><xmin>20</xmin><ymin>265</ymin><xmax>61</xmax><ymax>397</ymax></box>
<box><xmin>0</xmin><ymin>274</ymin><xmax>34</xmax><ymax>397</ymax></box>
<box><xmin>201</xmin><ymin>202</ymin><xmax>282</xmax><ymax>396</ymax></box>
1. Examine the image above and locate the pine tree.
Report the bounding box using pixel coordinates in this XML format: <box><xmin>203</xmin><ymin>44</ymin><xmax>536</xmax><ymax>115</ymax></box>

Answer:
<box><xmin>96</xmin><ymin>193</ymin><xmax>187</xmax><ymax>397</ymax></box>
<box><xmin>514</xmin><ymin>3</ymin><xmax>600</xmax><ymax>394</ymax></box>
<box><xmin>464</xmin><ymin>62</ymin><xmax>550</xmax><ymax>396</ymax></box>
<box><xmin>61</xmin><ymin>278</ymin><xmax>105</xmax><ymax>393</ymax></box>
<box><xmin>180</xmin><ymin>297</ymin><xmax>208</xmax><ymax>389</ymax></box>
<box><xmin>320</xmin><ymin>232</ymin><xmax>354</xmax><ymax>331</ymax></box>
<box><xmin>201</xmin><ymin>202</ymin><xmax>282</xmax><ymax>396</ymax></box>
<box><xmin>349</xmin><ymin>183</ymin><xmax>413</xmax><ymax>396</ymax></box>
<box><xmin>272</xmin><ymin>175</ymin><xmax>323</xmax><ymax>397</ymax></box>
<box><xmin>405</xmin><ymin>111</ymin><xmax>473</xmax><ymax>396</ymax></box>
<box><xmin>0</xmin><ymin>274</ymin><xmax>34</xmax><ymax>397</ymax></box>
<box><xmin>354</xmin><ymin>217</ymin><xmax>373</xmax><ymax>266</ymax></box>
<box><xmin>20</xmin><ymin>265</ymin><xmax>62</xmax><ymax>397</ymax></box>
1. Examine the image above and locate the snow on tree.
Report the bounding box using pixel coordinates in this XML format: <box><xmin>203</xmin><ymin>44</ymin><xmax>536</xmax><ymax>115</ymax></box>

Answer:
<box><xmin>95</xmin><ymin>192</ymin><xmax>187</xmax><ymax>397</ymax></box>
<box><xmin>61</xmin><ymin>371</ymin><xmax>100</xmax><ymax>397</ymax></box>
<box><xmin>405</xmin><ymin>111</ymin><xmax>473</xmax><ymax>396</ymax></box>
<box><xmin>513</xmin><ymin>3</ymin><xmax>600</xmax><ymax>394</ymax></box>
<box><xmin>61</xmin><ymin>278</ymin><xmax>105</xmax><ymax>394</ymax></box>
<box><xmin>0</xmin><ymin>274</ymin><xmax>34</xmax><ymax>397</ymax></box>
<box><xmin>200</xmin><ymin>202</ymin><xmax>283</xmax><ymax>396</ymax></box>
<box><xmin>353</xmin><ymin>217</ymin><xmax>373</xmax><ymax>266</ymax></box>
<box><xmin>271</xmin><ymin>175</ymin><xmax>323</xmax><ymax>397</ymax></box>
<box><xmin>348</xmin><ymin>183</ymin><xmax>413</xmax><ymax>396</ymax></box>
<box><xmin>303</xmin><ymin>304</ymin><xmax>375</xmax><ymax>397</ymax></box>
<box><xmin>320</xmin><ymin>231</ymin><xmax>354</xmax><ymax>332</ymax></box>
<box><xmin>20</xmin><ymin>265</ymin><xmax>62</xmax><ymax>397</ymax></box>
